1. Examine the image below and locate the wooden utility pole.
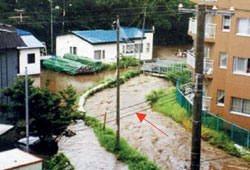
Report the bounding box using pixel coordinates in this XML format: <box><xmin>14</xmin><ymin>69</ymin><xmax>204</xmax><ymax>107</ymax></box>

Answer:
<box><xmin>138</xmin><ymin>7</ymin><xmax>146</xmax><ymax>71</ymax></box>
<box><xmin>25</xmin><ymin>67</ymin><xmax>29</xmax><ymax>152</ymax></box>
<box><xmin>116</xmin><ymin>15</ymin><xmax>120</xmax><ymax>148</ymax></box>
<box><xmin>190</xmin><ymin>4</ymin><xmax>205</xmax><ymax>170</ymax></box>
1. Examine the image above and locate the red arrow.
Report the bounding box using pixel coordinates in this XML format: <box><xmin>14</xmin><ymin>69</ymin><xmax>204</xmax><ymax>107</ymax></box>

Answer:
<box><xmin>136</xmin><ymin>113</ymin><xmax>168</xmax><ymax>137</ymax></box>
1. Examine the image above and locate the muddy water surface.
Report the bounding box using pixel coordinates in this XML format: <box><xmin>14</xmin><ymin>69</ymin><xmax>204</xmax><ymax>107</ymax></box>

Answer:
<box><xmin>85</xmin><ymin>75</ymin><xmax>250</xmax><ymax>170</ymax></box>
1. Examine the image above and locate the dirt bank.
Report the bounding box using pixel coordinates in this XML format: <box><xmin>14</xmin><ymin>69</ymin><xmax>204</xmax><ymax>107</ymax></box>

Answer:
<box><xmin>85</xmin><ymin>75</ymin><xmax>250</xmax><ymax>170</ymax></box>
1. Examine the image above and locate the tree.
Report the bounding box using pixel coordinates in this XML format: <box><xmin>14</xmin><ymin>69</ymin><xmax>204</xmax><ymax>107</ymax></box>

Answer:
<box><xmin>1</xmin><ymin>78</ymin><xmax>84</xmax><ymax>143</ymax></box>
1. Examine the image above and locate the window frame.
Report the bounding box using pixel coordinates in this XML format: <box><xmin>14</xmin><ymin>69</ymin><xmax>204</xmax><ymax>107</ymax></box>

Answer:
<box><xmin>233</xmin><ymin>56</ymin><xmax>250</xmax><ymax>75</ymax></box>
<box><xmin>126</xmin><ymin>44</ymin><xmax>134</xmax><ymax>54</ymax></box>
<box><xmin>222</xmin><ymin>16</ymin><xmax>231</xmax><ymax>32</ymax></box>
<box><xmin>219</xmin><ymin>52</ymin><xmax>227</xmax><ymax>69</ymax></box>
<box><xmin>27</xmin><ymin>53</ymin><xmax>35</xmax><ymax>64</ymax></box>
<box><xmin>146</xmin><ymin>43</ymin><xmax>150</xmax><ymax>53</ymax></box>
<box><xmin>237</xmin><ymin>18</ymin><xmax>250</xmax><ymax>37</ymax></box>
<box><xmin>231</xmin><ymin>97</ymin><xmax>250</xmax><ymax>117</ymax></box>
<box><xmin>94</xmin><ymin>50</ymin><xmax>102</xmax><ymax>60</ymax></box>
<box><xmin>217</xmin><ymin>90</ymin><xmax>225</xmax><ymax>106</ymax></box>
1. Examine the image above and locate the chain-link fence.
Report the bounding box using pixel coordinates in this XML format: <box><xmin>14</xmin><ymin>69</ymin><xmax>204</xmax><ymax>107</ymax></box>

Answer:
<box><xmin>176</xmin><ymin>85</ymin><xmax>250</xmax><ymax>148</ymax></box>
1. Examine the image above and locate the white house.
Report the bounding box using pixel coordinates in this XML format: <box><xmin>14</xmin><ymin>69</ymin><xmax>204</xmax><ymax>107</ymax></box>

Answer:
<box><xmin>56</xmin><ymin>27</ymin><xmax>154</xmax><ymax>63</ymax></box>
<box><xmin>0</xmin><ymin>148</ymin><xmax>43</xmax><ymax>170</ymax></box>
<box><xmin>16</xmin><ymin>29</ymin><xmax>45</xmax><ymax>75</ymax></box>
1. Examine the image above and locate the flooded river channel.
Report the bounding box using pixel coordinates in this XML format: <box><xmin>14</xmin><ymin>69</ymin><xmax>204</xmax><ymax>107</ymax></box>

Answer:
<box><xmin>32</xmin><ymin>45</ymin><xmax>191</xmax><ymax>93</ymax></box>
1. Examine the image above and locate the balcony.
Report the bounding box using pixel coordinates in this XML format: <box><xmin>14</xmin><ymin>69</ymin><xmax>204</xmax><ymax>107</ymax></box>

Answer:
<box><xmin>190</xmin><ymin>0</ymin><xmax>218</xmax><ymax>5</ymax></box>
<box><xmin>186</xmin><ymin>50</ymin><xmax>214</xmax><ymax>75</ymax></box>
<box><xmin>188</xmin><ymin>18</ymin><xmax>216</xmax><ymax>42</ymax></box>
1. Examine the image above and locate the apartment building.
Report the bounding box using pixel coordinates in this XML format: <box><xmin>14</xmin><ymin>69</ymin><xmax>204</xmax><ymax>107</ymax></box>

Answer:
<box><xmin>187</xmin><ymin>0</ymin><xmax>250</xmax><ymax>130</ymax></box>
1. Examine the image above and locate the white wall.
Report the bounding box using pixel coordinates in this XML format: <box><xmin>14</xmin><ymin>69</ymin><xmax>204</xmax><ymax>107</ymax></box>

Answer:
<box><xmin>18</xmin><ymin>48</ymin><xmax>41</xmax><ymax>76</ymax></box>
<box><xmin>14</xmin><ymin>162</ymin><xmax>42</xmax><ymax>170</ymax></box>
<box><xmin>56</xmin><ymin>32</ymin><xmax>153</xmax><ymax>64</ymax></box>
<box><xmin>56</xmin><ymin>34</ymin><xmax>93</xmax><ymax>58</ymax></box>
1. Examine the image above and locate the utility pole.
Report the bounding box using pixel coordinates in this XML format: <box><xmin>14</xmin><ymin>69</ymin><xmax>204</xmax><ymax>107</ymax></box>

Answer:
<box><xmin>25</xmin><ymin>67</ymin><xmax>29</xmax><ymax>152</ymax></box>
<box><xmin>62</xmin><ymin>0</ymin><xmax>65</xmax><ymax>33</ymax></box>
<box><xmin>138</xmin><ymin>7</ymin><xmax>146</xmax><ymax>71</ymax></box>
<box><xmin>190</xmin><ymin>4</ymin><xmax>205</xmax><ymax>170</ymax></box>
<box><xmin>50</xmin><ymin>0</ymin><xmax>53</xmax><ymax>54</ymax></box>
<box><xmin>116</xmin><ymin>15</ymin><xmax>120</xmax><ymax>149</ymax></box>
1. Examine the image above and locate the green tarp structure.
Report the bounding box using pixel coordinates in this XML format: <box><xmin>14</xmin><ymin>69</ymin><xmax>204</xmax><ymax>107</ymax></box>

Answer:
<box><xmin>43</xmin><ymin>57</ymin><xmax>95</xmax><ymax>75</ymax></box>
<box><xmin>63</xmin><ymin>53</ymin><xmax>103</xmax><ymax>72</ymax></box>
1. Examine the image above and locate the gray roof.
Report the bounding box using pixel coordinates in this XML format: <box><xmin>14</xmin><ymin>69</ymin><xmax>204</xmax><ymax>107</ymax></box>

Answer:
<box><xmin>0</xmin><ymin>24</ymin><xmax>26</xmax><ymax>50</ymax></box>
<box><xmin>18</xmin><ymin>35</ymin><xmax>45</xmax><ymax>49</ymax></box>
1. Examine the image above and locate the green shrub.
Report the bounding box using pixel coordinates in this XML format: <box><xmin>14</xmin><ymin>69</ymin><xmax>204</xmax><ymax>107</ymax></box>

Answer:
<box><xmin>164</xmin><ymin>69</ymin><xmax>191</xmax><ymax>85</ymax></box>
<box><xmin>43</xmin><ymin>153</ymin><xmax>74</xmax><ymax>170</ymax></box>
<box><xmin>101</xmin><ymin>55</ymin><xmax>138</xmax><ymax>71</ymax></box>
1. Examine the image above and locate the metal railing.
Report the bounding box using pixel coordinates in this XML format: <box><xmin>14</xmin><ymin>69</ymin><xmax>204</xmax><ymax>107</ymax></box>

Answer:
<box><xmin>188</xmin><ymin>18</ymin><xmax>216</xmax><ymax>39</ymax></box>
<box><xmin>186</xmin><ymin>50</ymin><xmax>214</xmax><ymax>75</ymax></box>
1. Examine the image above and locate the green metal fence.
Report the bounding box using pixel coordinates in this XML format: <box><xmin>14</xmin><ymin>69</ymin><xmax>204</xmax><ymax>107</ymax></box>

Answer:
<box><xmin>176</xmin><ymin>86</ymin><xmax>250</xmax><ymax>148</ymax></box>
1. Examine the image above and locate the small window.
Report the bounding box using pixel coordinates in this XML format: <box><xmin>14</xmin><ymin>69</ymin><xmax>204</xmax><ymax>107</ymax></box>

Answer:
<box><xmin>134</xmin><ymin>44</ymin><xmax>139</xmax><ymax>53</ymax></box>
<box><xmin>222</xmin><ymin>16</ymin><xmax>231</xmax><ymax>32</ymax></box>
<box><xmin>146</xmin><ymin>43</ymin><xmax>150</xmax><ymax>52</ymax></box>
<box><xmin>70</xmin><ymin>46</ymin><xmax>77</xmax><ymax>55</ymax></box>
<box><xmin>94</xmin><ymin>50</ymin><xmax>102</xmax><ymax>60</ymax></box>
<box><xmin>27</xmin><ymin>54</ymin><xmax>35</xmax><ymax>64</ymax></box>
<box><xmin>73</xmin><ymin>47</ymin><xmax>77</xmax><ymax>55</ymax></box>
<box><xmin>102</xmin><ymin>50</ymin><xmax>105</xmax><ymax>59</ymax></box>
<box><xmin>126</xmin><ymin>44</ymin><xmax>134</xmax><ymax>54</ymax></box>
<box><xmin>123</xmin><ymin>45</ymin><xmax>125</xmax><ymax>53</ymax></box>
<box><xmin>139</xmin><ymin>43</ymin><xmax>143</xmax><ymax>53</ymax></box>
<box><xmin>217</xmin><ymin>90</ymin><xmax>225</xmax><ymax>106</ymax></box>
<box><xmin>219</xmin><ymin>52</ymin><xmax>227</xmax><ymax>68</ymax></box>
<box><xmin>204</xmin><ymin>46</ymin><xmax>210</xmax><ymax>59</ymax></box>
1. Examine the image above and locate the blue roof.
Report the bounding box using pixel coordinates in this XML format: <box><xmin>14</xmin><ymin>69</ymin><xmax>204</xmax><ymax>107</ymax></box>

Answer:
<box><xmin>16</xmin><ymin>28</ymin><xmax>32</xmax><ymax>36</ymax></box>
<box><xmin>72</xmin><ymin>27</ymin><xmax>152</xmax><ymax>44</ymax></box>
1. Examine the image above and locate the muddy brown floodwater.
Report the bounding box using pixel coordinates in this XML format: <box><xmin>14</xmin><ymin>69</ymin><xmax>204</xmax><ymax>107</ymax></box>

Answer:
<box><xmin>85</xmin><ymin>75</ymin><xmax>250</xmax><ymax>170</ymax></box>
<box><xmin>31</xmin><ymin>45</ymin><xmax>191</xmax><ymax>94</ymax></box>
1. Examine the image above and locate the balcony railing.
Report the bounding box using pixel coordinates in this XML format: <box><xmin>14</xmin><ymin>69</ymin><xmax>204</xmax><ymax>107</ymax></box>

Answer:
<box><xmin>186</xmin><ymin>50</ymin><xmax>214</xmax><ymax>75</ymax></box>
<box><xmin>188</xmin><ymin>18</ymin><xmax>216</xmax><ymax>39</ymax></box>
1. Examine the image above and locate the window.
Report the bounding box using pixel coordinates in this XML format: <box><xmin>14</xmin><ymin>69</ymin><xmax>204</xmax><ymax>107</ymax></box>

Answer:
<box><xmin>70</xmin><ymin>46</ymin><xmax>77</xmax><ymax>55</ymax></box>
<box><xmin>126</xmin><ymin>44</ymin><xmax>134</xmax><ymax>54</ymax></box>
<box><xmin>217</xmin><ymin>90</ymin><xmax>225</xmax><ymax>106</ymax></box>
<box><xmin>204</xmin><ymin>46</ymin><xmax>210</xmax><ymax>59</ymax></box>
<box><xmin>237</xmin><ymin>18</ymin><xmax>250</xmax><ymax>36</ymax></box>
<box><xmin>231</xmin><ymin>97</ymin><xmax>250</xmax><ymax>116</ymax></box>
<box><xmin>139</xmin><ymin>43</ymin><xmax>143</xmax><ymax>53</ymax></box>
<box><xmin>134</xmin><ymin>44</ymin><xmax>139</xmax><ymax>53</ymax></box>
<box><xmin>27</xmin><ymin>54</ymin><xmax>35</xmax><ymax>64</ymax></box>
<box><xmin>102</xmin><ymin>50</ymin><xmax>105</xmax><ymax>59</ymax></box>
<box><xmin>123</xmin><ymin>45</ymin><xmax>125</xmax><ymax>53</ymax></box>
<box><xmin>146</xmin><ymin>43</ymin><xmax>150</xmax><ymax>52</ymax></box>
<box><xmin>233</xmin><ymin>57</ymin><xmax>250</xmax><ymax>74</ymax></box>
<box><xmin>222</xmin><ymin>16</ymin><xmax>231</xmax><ymax>32</ymax></box>
<box><xmin>94</xmin><ymin>50</ymin><xmax>101</xmax><ymax>60</ymax></box>
<box><xmin>219</xmin><ymin>52</ymin><xmax>227</xmax><ymax>68</ymax></box>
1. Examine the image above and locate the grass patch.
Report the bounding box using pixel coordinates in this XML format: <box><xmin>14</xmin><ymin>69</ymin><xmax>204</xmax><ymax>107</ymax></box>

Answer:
<box><xmin>43</xmin><ymin>153</ymin><xmax>74</xmax><ymax>170</ymax></box>
<box><xmin>164</xmin><ymin>69</ymin><xmax>191</xmax><ymax>85</ymax></box>
<box><xmin>85</xmin><ymin>116</ymin><xmax>160</xmax><ymax>170</ymax></box>
<box><xmin>146</xmin><ymin>88</ymin><xmax>250</xmax><ymax>160</ymax></box>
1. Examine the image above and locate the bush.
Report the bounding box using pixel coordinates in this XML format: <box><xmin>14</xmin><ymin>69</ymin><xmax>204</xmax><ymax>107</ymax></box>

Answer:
<box><xmin>101</xmin><ymin>55</ymin><xmax>138</xmax><ymax>71</ymax></box>
<box><xmin>164</xmin><ymin>69</ymin><xmax>191</xmax><ymax>85</ymax></box>
<box><xmin>43</xmin><ymin>153</ymin><xmax>74</xmax><ymax>170</ymax></box>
